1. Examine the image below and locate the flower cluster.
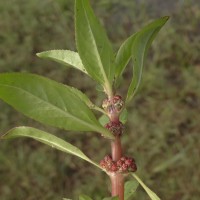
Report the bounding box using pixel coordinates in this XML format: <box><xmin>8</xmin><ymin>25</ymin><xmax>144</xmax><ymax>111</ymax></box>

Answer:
<box><xmin>102</xmin><ymin>95</ymin><xmax>124</xmax><ymax>114</ymax></box>
<box><xmin>100</xmin><ymin>155</ymin><xmax>137</xmax><ymax>173</ymax></box>
<box><xmin>105</xmin><ymin>121</ymin><xmax>124</xmax><ymax>136</ymax></box>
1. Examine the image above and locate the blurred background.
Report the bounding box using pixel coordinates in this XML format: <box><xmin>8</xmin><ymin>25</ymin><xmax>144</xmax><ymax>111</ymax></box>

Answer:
<box><xmin>0</xmin><ymin>0</ymin><xmax>200</xmax><ymax>199</ymax></box>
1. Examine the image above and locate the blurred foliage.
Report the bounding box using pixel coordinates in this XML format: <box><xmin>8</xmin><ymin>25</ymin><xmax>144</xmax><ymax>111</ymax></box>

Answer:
<box><xmin>0</xmin><ymin>0</ymin><xmax>200</xmax><ymax>199</ymax></box>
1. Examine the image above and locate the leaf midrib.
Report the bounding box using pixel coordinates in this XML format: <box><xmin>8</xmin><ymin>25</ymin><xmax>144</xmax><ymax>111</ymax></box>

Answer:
<box><xmin>0</xmin><ymin>83</ymin><xmax>101</xmax><ymax>132</ymax></box>
<box><xmin>82</xmin><ymin>0</ymin><xmax>109</xmax><ymax>85</ymax></box>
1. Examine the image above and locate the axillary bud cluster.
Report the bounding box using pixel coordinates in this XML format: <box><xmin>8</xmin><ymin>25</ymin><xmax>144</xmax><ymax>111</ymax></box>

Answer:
<box><xmin>100</xmin><ymin>155</ymin><xmax>137</xmax><ymax>173</ymax></box>
<box><xmin>102</xmin><ymin>95</ymin><xmax>124</xmax><ymax>114</ymax></box>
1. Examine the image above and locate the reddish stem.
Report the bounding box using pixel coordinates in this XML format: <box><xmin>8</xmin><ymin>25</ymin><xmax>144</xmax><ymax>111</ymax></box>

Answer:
<box><xmin>111</xmin><ymin>136</ymin><xmax>122</xmax><ymax>161</ymax></box>
<box><xmin>110</xmin><ymin>173</ymin><xmax>124</xmax><ymax>200</ymax></box>
<box><xmin>110</xmin><ymin>136</ymin><xmax>124</xmax><ymax>200</ymax></box>
<box><xmin>108</xmin><ymin>99</ymin><xmax>124</xmax><ymax>200</ymax></box>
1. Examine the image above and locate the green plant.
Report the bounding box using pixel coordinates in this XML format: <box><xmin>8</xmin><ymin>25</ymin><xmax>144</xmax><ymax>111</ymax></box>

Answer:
<box><xmin>0</xmin><ymin>0</ymin><xmax>168</xmax><ymax>199</ymax></box>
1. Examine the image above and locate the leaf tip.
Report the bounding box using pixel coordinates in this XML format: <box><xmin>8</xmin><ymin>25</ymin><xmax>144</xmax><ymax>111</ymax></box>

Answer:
<box><xmin>36</xmin><ymin>52</ymin><xmax>42</xmax><ymax>57</ymax></box>
<box><xmin>162</xmin><ymin>16</ymin><xmax>170</xmax><ymax>22</ymax></box>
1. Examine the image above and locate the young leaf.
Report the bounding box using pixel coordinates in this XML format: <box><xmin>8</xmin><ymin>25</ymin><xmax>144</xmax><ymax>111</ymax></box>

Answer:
<box><xmin>79</xmin><ymin>194</ymin><xmax>93</xmax><ymax>200</ymax></box>
<box><xmin>119</xmin><ymin>109</ymin><xmax>128</xmax><ymax>124</ymax></box>
<box><xmin>99</xmin><ymin>114</ymin><xmax>109</xmax><ymax>126</ymax></box>
<box><xmin>36</xmin><ymin>50</ymin><xmax>88</xmax><ymax>75</ymax></box>
<box><xmin>1</xmin><ymin>126</ymin><xmax>101</xmax><ymax>169</ymax></box>
<box><xmin>132</xmin><ymin>173</ymin><xmax>160</xmax><ymax>200</ymax></box>
<box><xmin>75</xmin><ymin>0</ymin><xmax>114</xmax><ymax>95</ymax></box>
<box><xmin>0</xmin><ymin>73</ymin><xmax>114</xmax><ymax>139</ymax></box>
<box><xmin>124</xmin><ymin>180</ymin><xmax>139</xmax><ymax>200</ymax></box>
<box><xmin>126</xmin><ymin>16</ymin><xmax>169</xmax><ymax>102</ymax></box>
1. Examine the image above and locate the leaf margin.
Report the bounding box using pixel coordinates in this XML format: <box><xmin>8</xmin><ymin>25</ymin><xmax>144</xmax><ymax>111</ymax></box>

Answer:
<box><xmin>36</xmin><ymin>50</ymin><xmax>88</xmax><ymax>75</ymax></box>
<box><xmin>131</xmin><ymin>173</ymin><xmax>161</xmax><ymax>200</ymax></box>
<box><xmin>1</xmin><ymin>126</ymin><xmax>101</xmax><ymax>169</ymax></box>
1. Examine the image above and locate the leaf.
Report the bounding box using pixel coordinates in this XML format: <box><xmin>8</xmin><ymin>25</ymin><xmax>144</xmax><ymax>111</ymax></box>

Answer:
<box><xmin>132</xmin><ymin>174</ymin><xmax>160</xmax><ymax>200</ymax></box>
<box><xmin>79</xmin><ymin>194</ymin><xmax>93</xmax><ymax>200</ymax></box>
<box><xmin>67</xmin><ymin>85</ymin><xmax>94</xmax><ymax>108</ymax></box>
<box><xmin>126</xmin><ymin>16</ymin><xmax>169</xmax><ymax>102</ymax></box>
<box><xmin>36</xmin><ymin>50</ymin><xmax>88</xmax><ymax>75</ymax></box>
<box><xmin>99</xmin><ymin>114</ymin><xmax>109</xmax><ymax>126</ymax></box>
<box><xmin>124</xmin><ymin>180</ymin><xmax>139</xmax><ymax>200</ymax></box>
<box><xmin>0</xmin><ymin>73</ymin><xmax>114</xmax><ymax>139</ymax></box>
<box><xmin>75</xmin><ymin>0</ymin><xmax>114</xmax><ymax>95</ymax></box>
<box><xmin>119</xmin><ymin>109</ymin><xmax>128</xmax><ymax>124</ymax></box>
<box><xmin>115</xmin><ymin>34</ymin><xmax>137</xmax><ymax>79</ymax></box>
<box><xmin>62</xmin><ymin>83</ymin><xmax>105</xmax><ymax>114</ymax></box>
<box><xmin>1</xmin><ymin>127</ymin><xmax>101</xmax><ymax>169</ymax></box>
<box><xmin>103</xmin><ymin>197</ymin><xmax>119</xmax><ymax>200</ymax></box>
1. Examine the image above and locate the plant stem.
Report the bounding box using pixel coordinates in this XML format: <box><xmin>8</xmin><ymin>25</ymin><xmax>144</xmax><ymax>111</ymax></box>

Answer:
<box><xmin>108</xmin><ymin>99</ymin><xmax>124</xmax><ymax>200</ymax></box>
<box><xmin>111</xmin><ymin>136</ymin><xmax>122</xmax><ymax>161</ymax></box>
<box><xmin>110</xmin><ymin>173</ymin><xmax>124</xmax><ymax>200</ymax></box>
<box><xmin>110</xmin><ymin>136</ymin><xmax>124</xmax><ymax>200</ymax></box>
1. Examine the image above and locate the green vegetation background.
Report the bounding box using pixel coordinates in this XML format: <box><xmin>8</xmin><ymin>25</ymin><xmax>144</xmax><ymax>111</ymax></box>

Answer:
<box><xmin>0</xmin><ymin>0</ymin><xmax>200</xmax><ymax>199</ymax></box>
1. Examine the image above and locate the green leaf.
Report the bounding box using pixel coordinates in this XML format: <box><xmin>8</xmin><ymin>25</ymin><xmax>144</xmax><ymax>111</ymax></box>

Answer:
<box><xmin>0</xmin><ymin>73</ymin><xmax>114</xmax><ymax>139</ymax></box>
<box><xmin>126</xmin><ymin>16</ymin><xmax>169</xmax><ymax>102</ymax></box>
<box><xmin>124</xmin><ymin>180</ymin><xmax>139</xmax><ymax>200</ymax></box>
<box><xmin>36</xmin><ymin>50</ymin><xmax>88</xmax><ymax>75</ymax></box>
<box><xmin>1</xmin><ymin>127</ymin><xmax>101</xmax><ymax>169</ymax></box>
<box><xmin>62</xmin><ymin>83</ymin><xmax>105</xmax><ymax>114</ymax></box>
<box><xmin>79</xmin><ymin>194</ymin><xmax>93</xmax><ymax>200</ymax></box>
<box><xmin>67</xmin><ymin>85</ymin><xmax>94</xmax><ymax>108</ymax></box>
<box><xmin>99</xmin><ymin>114</ymin><xmax>109</xmax><ymax>126</ymax></box>
<box><xmin>120</xmin><ymin>109</ymin><xmax>128</xmax><ymax>124</ymax></box>
<box><xmin>75</xmin><ymin>0</ymin><xmax>114</xmax><ymax>95</ymax></box>
<box><xmin>132</xmin><ymin>174</ymin><xmax>160</xmax><ymax>200</ymax></box>
<box><xmin>115</xmin><ymin>34</ymin><xmax>137</xmax><ymax>79</ymax></box>
<box><xmin>103</xmin><ymin>197</ymin><xmax>119</xmax><ymax>200</ymax></box>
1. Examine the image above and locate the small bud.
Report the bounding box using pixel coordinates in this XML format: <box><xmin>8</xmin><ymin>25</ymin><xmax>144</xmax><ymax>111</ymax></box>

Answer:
<box><xmin>117</xmin><ymin>159</ymin><xmax>124</xmax><ymax>167</ymax></box>
<box><xmin>113</xmin><ymin>95</ymin><xmax>124</xmax><ymax>113</ymax></box>
<box><xmin>100</xmin><ymin>160</ymin><xmax>107</xmax><ymax>169</ymax></box>
<box><xmin>104</xmin><ymin>155</ymin><xmax>112</xmax><ymax>162</ymax></box>
<box><xmin>105</xmin><ymin>121</ymin><xmax>124</xmax><ymax>136</ymax></box>
<box><xmin>120</xmin><ymin>156</ymin><xmax>127</xmax><ymax>161</ymax></box>
<box><xmin>122</xmin><ymin>163</ymin><xmax>128</xmax><ymax>171</ymax></box>
<box><xmin>130</xmin><ymin>163</ymin><xmax>137</xmax><ymax>172</ymax></box>
<box><xmin>111</xmin><ymin>162</ymin><xmax>118</xmax><ymax>172</ymax></box>
<box><xmin>102</xmin><ymin>95</ymin><xmax>124</xmax><ymax>114</ymax></box>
